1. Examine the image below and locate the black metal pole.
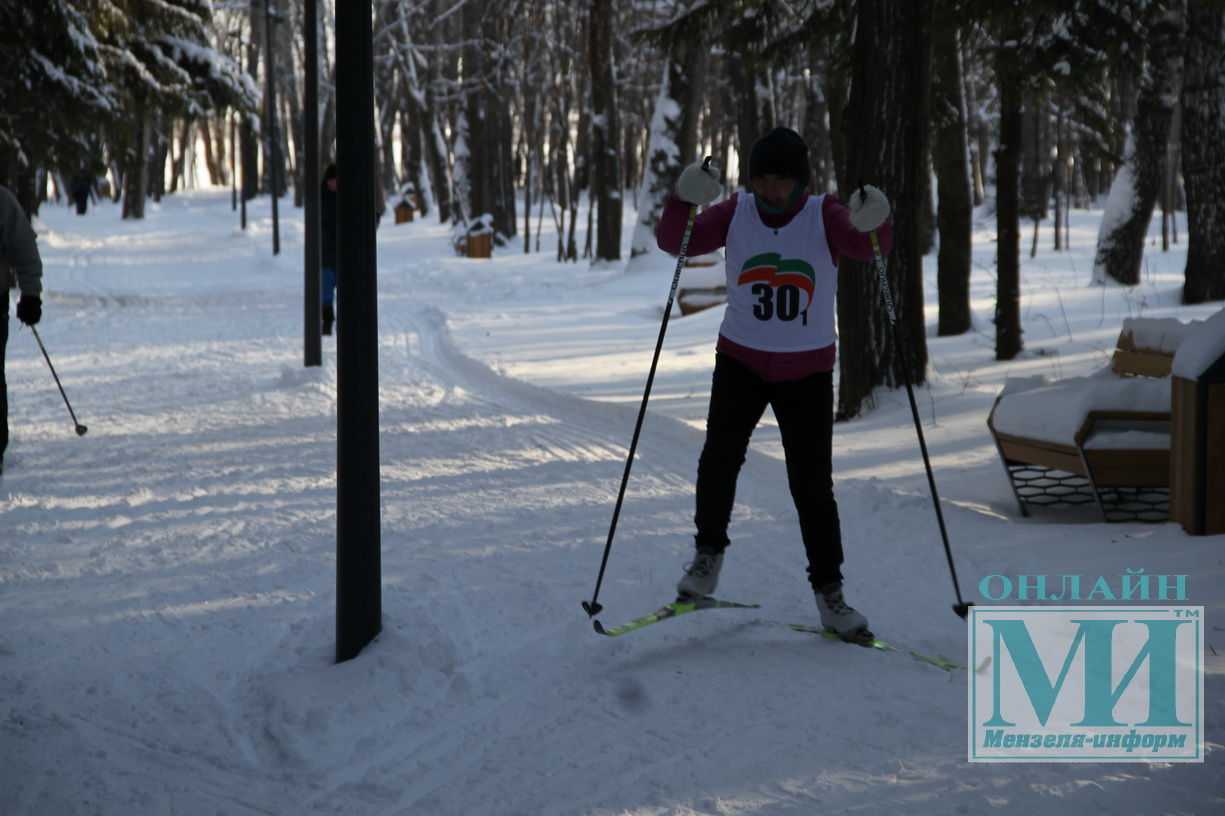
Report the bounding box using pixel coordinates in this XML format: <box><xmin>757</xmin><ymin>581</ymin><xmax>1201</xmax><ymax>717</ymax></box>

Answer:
<box><xmin>334</xmin><ymin>0</ymin><xmax>382</xmax><ymax>663</ymax></box>
<box><xmin>303</xmin><ymin>0</ymin><xmax>321</xmax><ymax>367</ymax></box>
<box><xmin>230</xmin><ymin>112</ymin><xmax>237</xmax><ymax>212</ymax></box>
<box><xmin>240</xmin><ymin>125</ymin><xmax>247</xmax><ymax>230</ymax></box>
<box><xmin>264</xmin><ymin>0</ymin><xmax>280</xmax><ymax>256</ymax></box>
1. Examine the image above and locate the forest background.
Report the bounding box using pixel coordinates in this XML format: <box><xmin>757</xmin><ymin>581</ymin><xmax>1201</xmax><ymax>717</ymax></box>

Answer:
<box><xmin>2</xmin><ymin>0</ymin><xmax>1224</xmax><ymax>419</ymax></box>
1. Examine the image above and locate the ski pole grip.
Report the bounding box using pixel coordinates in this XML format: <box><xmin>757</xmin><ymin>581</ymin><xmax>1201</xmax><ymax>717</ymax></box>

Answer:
<box><xmin>702</xmin><ymin>155</ymin><xmax>712</xmax><ymax>171</ymax></box>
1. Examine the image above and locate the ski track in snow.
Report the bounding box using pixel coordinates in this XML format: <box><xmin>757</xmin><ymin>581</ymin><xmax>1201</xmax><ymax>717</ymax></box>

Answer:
<box><xmin>1</xmin><ymin>191</ymin><xmax>1221</xmax><ymax>815</ymax></box>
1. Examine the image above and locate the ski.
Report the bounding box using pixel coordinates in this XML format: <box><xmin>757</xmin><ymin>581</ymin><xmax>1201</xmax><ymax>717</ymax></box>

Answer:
<box><xmin>592</xmin><ymin>597</ymin><xmax>761</xmax><ymax>637</ymax></box>
<box><xmin>591</xmin><ymin>601</ymin><xmax>965</xmax><ymax>670</ymax></box>
<box><xmin>780</xmin><ymin>621</ymin><xmax>966</xmax><ymax>671</ymax></box>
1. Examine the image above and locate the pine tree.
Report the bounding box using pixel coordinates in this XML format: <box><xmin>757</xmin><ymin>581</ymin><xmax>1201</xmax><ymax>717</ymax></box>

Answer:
<box><xmin>94</xmin><ymin>0</ymin><xmax>256</xmax><ymax>218</ymax></box>
<box><xmin>0</xmin><ymin>0</ymin><xmax>115</xmax><ymax>214</ymax></box>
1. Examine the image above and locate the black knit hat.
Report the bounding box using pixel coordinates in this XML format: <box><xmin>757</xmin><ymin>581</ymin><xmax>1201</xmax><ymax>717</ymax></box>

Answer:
<box><xmin>748</xmin><ymin>127</ymin><xmax>810</xmax><ymax>189</ymax></box>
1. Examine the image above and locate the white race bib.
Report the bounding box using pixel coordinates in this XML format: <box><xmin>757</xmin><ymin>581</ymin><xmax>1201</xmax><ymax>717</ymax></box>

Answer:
<box><xmin>720</xmin><ymin>193</ymin><xmax>839</xmax><ymax>352</ymax></box>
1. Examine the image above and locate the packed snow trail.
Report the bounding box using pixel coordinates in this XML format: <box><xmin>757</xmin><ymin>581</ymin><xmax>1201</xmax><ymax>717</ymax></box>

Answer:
<box><xmin>1</xmin><ymin>280</ymin><xmax>969</xmax><ymax>815</ymax></box>
<box><xmin>1</xmin><ymin>191</ymin><xmax>1220</xmax><ymax>815</ymax></box>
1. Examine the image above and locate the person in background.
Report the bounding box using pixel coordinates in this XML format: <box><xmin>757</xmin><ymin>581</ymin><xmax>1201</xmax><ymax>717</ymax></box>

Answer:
<box><xmin>320</xmin><ymin>163</ymin><xmax>337</xmax><ymax>335</ymax></box>
<box><xmin>0</xmin><ymin>184</ymin><xmax>45</xmax><ymax>475</ymax></box>
<box><xmin>70</xmin><ymin>170</ymin><xmax>98</xmax><ymax>216</ymax></box>
<box><xmin>655</xmin><ymin>126</ymin><xmax>893</xmax><ymax>643</ymax></box>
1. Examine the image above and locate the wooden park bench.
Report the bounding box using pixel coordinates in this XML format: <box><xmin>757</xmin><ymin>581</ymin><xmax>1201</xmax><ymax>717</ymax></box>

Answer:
<box><xmin>986</xmin><ymin>318</ymin><xmax>1195</xmax><ymax>522</ymax></box>
<box><xmin>677</xmin><ymin>252</ymin><xmax>726</xmax><ymax>316</ymax></box>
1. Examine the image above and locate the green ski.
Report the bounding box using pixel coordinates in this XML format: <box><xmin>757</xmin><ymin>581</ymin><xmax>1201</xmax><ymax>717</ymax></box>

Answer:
<box><xmin>782</xmin><ymin>622</ymin><xmax>966</xmax><ymax>671</ymax></box>
<box><xmin>591</xmin><ymin>601</ymin><xmax>965</xmax><ymax>671</ymax></box>
<box><xmin>592</xmin><ymin>597</ymin><xmax>761</xmax><ymax>636</ymax></box>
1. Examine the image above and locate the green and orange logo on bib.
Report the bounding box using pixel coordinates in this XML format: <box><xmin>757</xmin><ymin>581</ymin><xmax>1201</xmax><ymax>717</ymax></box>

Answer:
<box><xmin>737</xmin><ymin>252</ymin><xmax>816</xmax><ymax>309</ymax></box>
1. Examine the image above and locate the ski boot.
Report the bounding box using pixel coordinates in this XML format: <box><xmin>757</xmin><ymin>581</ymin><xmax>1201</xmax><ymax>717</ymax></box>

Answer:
<box><xmin>676</xmin><ymin>548</ymin><xmax>724</xmax><ymax>601</ymax></box>
<box><xmin>816</xmin><ymin>582</ymin><xmax>873</xmax><ymax>645</ymax></box>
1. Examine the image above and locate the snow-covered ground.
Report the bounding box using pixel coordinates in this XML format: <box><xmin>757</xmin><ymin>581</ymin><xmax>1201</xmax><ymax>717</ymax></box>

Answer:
<box><xmin>2</xmin><ymin>188</ymin><xmax>1222</xmax><ymax>815</ymax></box>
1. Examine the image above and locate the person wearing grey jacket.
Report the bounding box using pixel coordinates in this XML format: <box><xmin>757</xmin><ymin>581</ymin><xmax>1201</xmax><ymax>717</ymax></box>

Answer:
<box><xmin>1</xmin><ymin>185</ymin><xmax>44</xmax><ymax>474</ymax></box>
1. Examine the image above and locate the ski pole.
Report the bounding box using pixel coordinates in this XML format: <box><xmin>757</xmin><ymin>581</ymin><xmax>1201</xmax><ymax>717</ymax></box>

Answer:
<box><xmin>864</xmin><ymin>214</ymin><xmax>970</xmax><ymax>619</ymax></box>
<box><xmin>583</xmin><ymin>159</ymin><xmax>710</xmax><ymax>618</ymax></box>
<box><xmin>29</xmin><ymin>324</ymin><xmax>88</xmax><ymax>437</ymax></box>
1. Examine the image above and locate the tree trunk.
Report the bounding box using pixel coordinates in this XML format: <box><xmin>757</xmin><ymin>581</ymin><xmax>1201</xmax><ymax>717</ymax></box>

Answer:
<box><xmin>552</xmin><ymin>94</ymin><xmax>579</xmax><ymax>262</ymax></box>
<box><xmin>1161</xmin><ymin>103</ymin><xmax>1180</xmax><ymax>251</ymax></box>
<box><xmin>823</xmin><ymin>59</ymin><xmax>852</xmax><ymax>195</ymax></box>
<box><xmin>1093</xmin><ymin>0</ymin><xmax>1186</xmax><ymax>285</ymax></box>
<box><xmin>1180</xmin><ymin>0</ymin><xmax>1225</xmax><ymax>304</ymax></box>
<box><xmin>169</xmin><ymin>119</ymin><xmax>188</xmax><ymax>193</ymax></box>
<box><xmin>420</xmin><ymin>94</ymin><xmax>451</xmax><ymax>223</ymax></box>
<box><xmin>803</xmin><ymin>68</ymin><xmax>833</xmax><ymax>193</ymax></box>
<box><xmin>462</xmin><ymin>0</ymin><xmax>514</xmax><ymax>240</ymax></box>
<box><xmin>390</xmin><ymin>5</ymin><xmax>448</xmax><ymax>222</ymax></box>
<box><xmin>1052</xmin><ymin>103</ymin><xmax>1066</xmax><ymax>251</ymax></box>
<box><xmin>1020</xmin><ymin>88</ymin><xmax>1048</xmax><ymax>225</ymax></box>
<box><xmin>931</xmin><ymin>21</ymin><xmax>973</xmax><ymax>336</ymax></box>
<box><xmin>149</xmin><ymin>115</ymin><xmax>168</xmax><ymax>202</ymax></box>
<box><xmin>241</xmin><ymin>37</ymin><xmax>261</xmax><ymax>202</ymax></box>
<box><xmin>320</xmin><ymin>61</ymin><xmax>337</xmax><ymax>166</ymax></box>
<box><xmin>123</xmin><ymin>112</ymin><xmax>151</xmax><ymax>220</ymax></box>
<box><xmin>200</xmin><ymin>117</ymin><xmax>224</xmax><ymax>186</ymax></box>
<box><xmin>631</xmin><ymin>36</ymin><xmax>705</xmax><ymax>258</ymax></box>
<box><xmin>452</xmin><ymin>111</ymin><xmax>472</xmax><ymax>226</ymax></box>
<box><xmin>588</xmin><ymin>0</ymin><xmax>621</xmax><ymax>262</ymax></box>
<box><xmin>729</xmin><ymin>54</ymin><xmax>766</xmax><ymax>188</ymax></box>
<box><xmin>994</xmin><ymin>68</ymin><xmax>1023</xmax><ymax>360</ymax></box>
<box><xmin>837</xmin><ymin>0</ymin><xmax>932</xmax><ymax>420</ymax></box>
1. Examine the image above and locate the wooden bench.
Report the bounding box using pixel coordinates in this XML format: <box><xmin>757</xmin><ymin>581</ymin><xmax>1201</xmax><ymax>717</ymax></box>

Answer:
<box><xmin>987</xmin><ymin>319</ymin><xmax>1191</xmax><ymax>522</ymax></box>
<box><xmin>677</xmin><ymin>253</ymin><xmax>726</xmax><ymax>316</ymax></box>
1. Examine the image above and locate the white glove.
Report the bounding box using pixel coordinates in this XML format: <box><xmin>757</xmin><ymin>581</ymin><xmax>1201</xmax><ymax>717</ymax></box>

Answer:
<box><xmin>848</xmin><ymin>184</ymin><xmax>890</xmax><ymax>232</ymax></box>
<box><xmin>676</xmin><ymin>160</ymin><xmax>722</xmax><ymax>206</ymax></box>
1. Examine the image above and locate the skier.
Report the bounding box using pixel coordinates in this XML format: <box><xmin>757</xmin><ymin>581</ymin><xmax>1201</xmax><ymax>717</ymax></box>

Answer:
<box><xmin>320</xmin><ymin>163</ymin><xmax>338</xmax><ymax>335</ymax></box>
<box><xmin>655</xmin><ymin>126</ymin><xmax>892</xmax><ymax>642</ymax></box>
<box><xmin>0</xmin><ymin>185</ymin><xmax>45</xmax><ymax>475</ymax></box>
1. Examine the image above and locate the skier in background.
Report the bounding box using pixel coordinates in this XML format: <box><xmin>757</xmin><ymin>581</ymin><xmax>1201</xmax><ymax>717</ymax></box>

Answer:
<box><xmin>0</xmin><ymin>185</ymin><xmax>45</xmax><ymax>475</ymax></box>
<box><xmin>320</xmin><ymin>163</ymin><xmax>337</xmax><ymax>335</ymax></box>
<box><xmin>655</xmin><ymin>126</ymin><xmax>893</xmax><ymax>642</ymax></box>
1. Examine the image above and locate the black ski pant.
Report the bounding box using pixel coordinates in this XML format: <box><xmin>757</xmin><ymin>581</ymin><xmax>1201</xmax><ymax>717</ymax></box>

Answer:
<box><xmin>693</xmin><ymin>352</ymin><xmax>844</xmax><ymax>591</ymax></box>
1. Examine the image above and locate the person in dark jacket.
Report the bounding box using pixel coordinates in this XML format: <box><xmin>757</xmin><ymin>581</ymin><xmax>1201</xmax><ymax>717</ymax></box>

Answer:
<box><xmin>0</xmin><ymin>185</ymin><xmax>45</xmax><ymax>475</ymax></box>
<box><xmin>320</xmin><ymin>163</ymin><xmax>337</xmax><ymax>335</ymax></box>
<box><xmin>70</xmin><ymin>171</ymin><xmax>97</xmax><ymax>215</ymax></box>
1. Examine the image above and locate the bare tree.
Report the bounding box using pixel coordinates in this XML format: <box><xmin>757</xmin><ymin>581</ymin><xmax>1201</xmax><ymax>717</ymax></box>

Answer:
<box><xmin>930</xmin><ymin>10</ymin><xmax>973</xmax><ymax>336</ymax></box>
<box><xmin>631</xmin><ymin>16</ymin><xmax>707</xmax><ymax>258</ymax></box>
<box><xmin>589</xmin><ymin>0</ymin><xmax>622</xmax><ymax>261</ymax></box>
<box><xmin>1092</xmin><ymin>0</ymin><xmax>1187</xmax><ymax>286</ymax></box>
<box><xmin>1180</xmin><ymin>0</ymin><xmax>1225</xmax><ymax>304</ymax></box>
